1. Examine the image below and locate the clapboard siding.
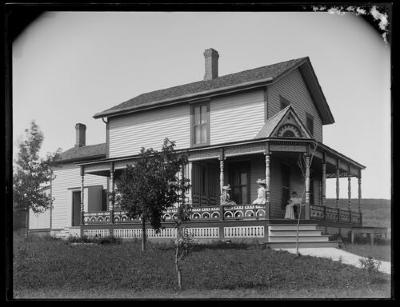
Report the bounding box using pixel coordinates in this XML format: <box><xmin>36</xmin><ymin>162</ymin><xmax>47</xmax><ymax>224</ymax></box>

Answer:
<box><xmin>52</xmin><ymin>164</ymin><xmax>107</xmax><ymax>229</ymax></box>
<box><xmin>210</xmin><ymin>89</ymin><xmax>265</xmax><ymax>145</ymax></box>
<box><xmin>268</xmin><ymin>68</ymin><xmax>323</xmax><ymax>142</ymax></box>
<box><xmin>29</xmin><ymin>208</ymin><xmax>50</xmax><ymax>229</ymax></box>
<box><xmin>108</xmin><ymin>104</ymin><xmax>190</xmax><ymax>158</ymax></box>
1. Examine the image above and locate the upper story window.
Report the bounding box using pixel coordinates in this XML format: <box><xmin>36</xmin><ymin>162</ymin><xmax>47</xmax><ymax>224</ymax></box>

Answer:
<box><xmin>306</xmin><ymin>113</ymin><xmax>314</xmax><ymax>136</ymax></box>
<box><xmin>280</xmin><ymin>95</ymin><xmax>291</xmax><ymax>110</ymax></box>
<box><xmin>191</xmin><ymin>103</ymin><xmax>210</xmax><ymax>146</ymax></box>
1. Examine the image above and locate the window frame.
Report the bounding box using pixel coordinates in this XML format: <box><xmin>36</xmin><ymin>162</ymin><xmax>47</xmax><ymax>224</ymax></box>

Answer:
<box><xmin>190</xmin><ymin>102</ymin><xmax>210</xmax><ymax>147</ymax></box>
<box><xmin>306</xmin><ymin>112</ymin><xmax>314</xmax><ymax>136</ymax></box>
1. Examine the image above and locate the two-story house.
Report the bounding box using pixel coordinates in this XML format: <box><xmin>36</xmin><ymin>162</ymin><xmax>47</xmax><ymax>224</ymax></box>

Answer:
<box><xmin>29</xmin><ymin>49</ymin><xmax>365</xmax><ymax>247</ymax></box>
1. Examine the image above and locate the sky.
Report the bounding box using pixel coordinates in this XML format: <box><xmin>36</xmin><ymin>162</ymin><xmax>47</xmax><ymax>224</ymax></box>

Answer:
<box><xmin>12</xmin><ymin>11</ymin><xmax>391</xmax><ymax>199</ymax></box>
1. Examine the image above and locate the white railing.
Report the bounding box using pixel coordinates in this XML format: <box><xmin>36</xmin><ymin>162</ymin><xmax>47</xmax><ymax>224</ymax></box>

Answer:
<box><xmin>224</xmin><ymin>226</ymin><xmax>265</xmax><ymax>238</ymax></box>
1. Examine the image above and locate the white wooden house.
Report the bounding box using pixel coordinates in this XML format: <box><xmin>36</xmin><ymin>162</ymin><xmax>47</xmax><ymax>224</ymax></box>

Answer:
<box><xmin>29</xmin><ymin>49</ymin><xmax>365</xmax><ymax>247</ymax></box>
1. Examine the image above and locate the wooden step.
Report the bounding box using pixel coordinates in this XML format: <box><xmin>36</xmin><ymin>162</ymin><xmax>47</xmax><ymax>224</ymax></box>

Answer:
<box><xmin>269</xmin><ymin>224</ymin><xmax>318</xmax><ymax>231</ymax></box>
<box><xmin>269</xmin><ymin>230</ymin><xmax>322</xmax><ymax>236</ymax></box>
<box><xmin>268</xmin><ymin>241</ymin><xmax>338</xmax><ymax>248</ymax></box>
<box><xmin>268</xmin><ymin>235</ymin><xmax>330</xmax><ymax>242</ymax></box>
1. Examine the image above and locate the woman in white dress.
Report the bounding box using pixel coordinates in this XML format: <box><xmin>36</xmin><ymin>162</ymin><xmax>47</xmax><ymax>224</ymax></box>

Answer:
<box><xmin>285</xmin><ymin>191</ymin><xmax>301</xmax><ymax>219</ymax></box>
<box><xmin>252</xmin><ymin>179</ymin><xmax>267</xmax><ymax>205</ymax></box>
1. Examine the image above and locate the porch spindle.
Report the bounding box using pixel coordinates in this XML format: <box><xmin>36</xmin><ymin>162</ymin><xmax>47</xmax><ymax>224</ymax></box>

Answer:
<box><xmin>304</xmin><ymin>155</ymin><xmax>311</xmax><ymax>219</ymax></box>
<box><xmin>80</xmin><ymin>166</ymin><xmax>85</xmax><ymax>238</ymax></box>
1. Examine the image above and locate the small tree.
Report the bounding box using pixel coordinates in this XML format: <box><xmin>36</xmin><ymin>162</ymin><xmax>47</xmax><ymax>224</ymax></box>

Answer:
<box><xmin>13</xmin><ymin>121</ymin><xmax>61</xmax><ymax>237</ymax></box>
<box><xmin>116</xmin><ymin>138</ymin><xmax>188</xmax><ymax>251</ymax></box>
<box><xmin>173</xmin><ymin>176</ymin><xmax>191</xmax><ymax>290</ymax></box>
<box><xmin>295</xmin><ymin>141</ymin><xmax>318</xmax><ymax>255</ymax></box>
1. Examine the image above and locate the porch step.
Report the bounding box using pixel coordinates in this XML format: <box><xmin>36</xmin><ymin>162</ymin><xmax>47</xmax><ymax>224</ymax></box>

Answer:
<box><xmin>269</xmin><ymin>229</ymin><xmax>322</xmax><ymax>236</ymax></box>
<box><xmin>268</xmin><ymin>235</ymin><xmax>330</xmax><ymax>242</ymax></box>
<box><xmin>269</xmin><ymin>224</ymin><xmax>318</xmax><ymax>231</ymax></box>
<box><xmin>268</xmin><ymin>241</ymin><xmax>339</xmax><ymax>248</ymax></box>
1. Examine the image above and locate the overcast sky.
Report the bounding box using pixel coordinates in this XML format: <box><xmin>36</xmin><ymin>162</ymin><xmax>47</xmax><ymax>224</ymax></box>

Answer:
<box><xmin>12</xmin><ymin>11</ymin><xmax>390</xmax><ymax>199</ymax></box>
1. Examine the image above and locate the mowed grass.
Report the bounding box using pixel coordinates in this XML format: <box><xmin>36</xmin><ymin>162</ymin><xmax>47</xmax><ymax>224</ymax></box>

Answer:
<box><xmin>342</xmin><ymin>243</ymin><xmax>391</xmax><ymax>262</ymax></box>
<box><xmin>13</xmin><ymin>234</ymin><xmax>390</xmax><ymax>298</ymax></box>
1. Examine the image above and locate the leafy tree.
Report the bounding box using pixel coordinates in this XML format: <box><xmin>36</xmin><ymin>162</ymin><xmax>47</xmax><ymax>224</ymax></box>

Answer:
<box><xmin>13</xmin><ymin>121</ymin><xmax>61</xmax><ymax>237</ymax></box>
<box><xmin>116</xmin><ymin>138</ymin><xmax>189</xmax><ymax>251</ymax></box>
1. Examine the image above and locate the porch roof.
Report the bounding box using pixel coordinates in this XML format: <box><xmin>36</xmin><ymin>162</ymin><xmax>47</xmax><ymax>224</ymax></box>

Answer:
<box><xmin>76</xmin><ymin>138</ymin><xmax>365</xmax><ymax>176</ymax></box>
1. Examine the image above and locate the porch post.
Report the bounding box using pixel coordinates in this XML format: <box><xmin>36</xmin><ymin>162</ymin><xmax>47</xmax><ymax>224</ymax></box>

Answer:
<box><xmin>335</xmin><ymin>159</ymin><xmax>340</xmax><ymax>209</ymax></box>
<box><xmin>219</xmin><ymin>149</ymin><xmax>225</xmax><ymax>221</ymax></box>
<box><xmin>358</xmin><ymin>170</ymin><xmax>362</xmax><ymax>213</ymax></box>
<box><xmin>305</xmin><ymin>154</ymin><xmax>310</xmax><ymax>219</ymax></box>
<box><xmin>264</xmin><ymin>150</ymin><xmax>271</xmax><ymax>219</ymax></box>
<box><xmin>321</xmin><ymin>153</ymin><xmax>326</xmax><ymax>207</ymax></box>
<box><xmin>80</xmin><ymin>166</ymin><xmax>85</xmax><ymax>238</ymax></box>
<box><xmin>187</xmin><ymin>162</ymin><xmax>193</xmax><ymax>204</ymax></box>
<box><xmin>110</xmin><ymin>162</ymin><xmax>115</xmax><ymax>237</ymax></box>
<box><xmin>347</xmin><ymin>165</ymin><xmax>352</xmax><ymax>223</ymax></box>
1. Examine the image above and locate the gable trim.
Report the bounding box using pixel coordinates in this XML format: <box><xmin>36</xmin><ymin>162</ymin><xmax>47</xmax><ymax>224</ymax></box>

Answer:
<box><xmin>270</xmin><ymin>106</ymin><xmax>312</xmax><ymax>139</ymax></box>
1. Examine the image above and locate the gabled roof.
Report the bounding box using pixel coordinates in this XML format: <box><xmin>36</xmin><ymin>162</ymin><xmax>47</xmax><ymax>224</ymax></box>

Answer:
<box><xmin>96</xmin><ymin>57</ymin><xmax>302</xmax><ymax>113</ymax></box>
<box><xmin>55</xmin><ymin>143</ymin><xmax>106</xmax><ymax>164</ymax></box>
<box><xmin>94</xmin><ymin>56</ymin><xmax>334</xmax><ymax>125</ymax></box>
<box><xmin>255</xmin><ymin>106</ymin><xmax>312</xmax><ymax>139</ymax></box>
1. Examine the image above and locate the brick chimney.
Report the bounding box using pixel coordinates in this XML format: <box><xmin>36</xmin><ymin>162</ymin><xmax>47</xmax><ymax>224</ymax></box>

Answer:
<box><xmin>203</xmin><ymin>48</ymin><xmax>219</xmax><ymax>81</ymax></box>
<box><xmin>75</xmin><ymin>123</ymin><xmax>86</xmax><ymax>147</ymax></box>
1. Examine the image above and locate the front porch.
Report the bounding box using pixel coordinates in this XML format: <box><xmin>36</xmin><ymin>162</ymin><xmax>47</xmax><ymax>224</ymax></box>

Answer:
<box><xmin>75</xmin><ymin>137</ymin><xmax>365</xmax><ymax>243</ymax></box>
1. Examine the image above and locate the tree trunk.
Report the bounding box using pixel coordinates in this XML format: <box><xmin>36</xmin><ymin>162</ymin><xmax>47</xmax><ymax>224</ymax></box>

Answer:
<box><xmin>141</xmin><ymin>216</ymin><xmax>146</xmax><ymax>252</ymax></box>
<box><xmin>25</xmin><ymin>207</ymin><xmax>29</xmax><ymax>239</ymax></box>
<box><xmin>175</xmin><ymin>226</ymin><xmax>183</xmax><ymax>290</ymax></box>
<box><xmin>175</xmin><ymin>250</ymin><xmax>182</xmax><ymax>291</ymax></box>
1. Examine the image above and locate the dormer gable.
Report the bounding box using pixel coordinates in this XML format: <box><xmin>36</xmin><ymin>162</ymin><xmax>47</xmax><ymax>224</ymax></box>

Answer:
<box><xmin>255</xmin><ymin>105</ymin><xmax>312</xmax><ymax>139</ymax></box>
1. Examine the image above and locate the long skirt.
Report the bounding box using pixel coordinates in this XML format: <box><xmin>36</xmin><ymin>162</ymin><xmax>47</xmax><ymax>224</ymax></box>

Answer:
<box><xmin>284</xmin><ymin>204</ymin><xmax>295</xmax><ymax>219</ymax></box>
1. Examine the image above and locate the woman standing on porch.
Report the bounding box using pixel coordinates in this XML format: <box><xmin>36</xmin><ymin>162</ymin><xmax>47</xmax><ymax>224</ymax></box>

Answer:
<box><xmin>285</xmin><ymin>191</ymin><xmax>302</xmax><ymax>219</ymax></box>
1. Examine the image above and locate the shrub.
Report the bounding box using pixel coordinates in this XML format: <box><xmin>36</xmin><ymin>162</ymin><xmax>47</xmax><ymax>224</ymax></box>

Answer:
<box><xmin>67</xmin><ymin>235</ymin><xmax>121</xmax><ymax>245</ymax></box>
<box><xmin>359</xmin><ymin>256</ymin><xmax>381</xmax><ymax>274</ymax></box>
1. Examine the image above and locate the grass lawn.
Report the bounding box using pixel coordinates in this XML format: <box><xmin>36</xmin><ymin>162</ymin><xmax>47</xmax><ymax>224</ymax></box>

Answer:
<box><xmin>12</xmin><ymin>234</ymin><xmax>391</xmax><ymax>299</ymax></box>
<box><xmin>341</xmin><ymin>243</ymin><xmax>391</xmax><ymax>262</ymax></box>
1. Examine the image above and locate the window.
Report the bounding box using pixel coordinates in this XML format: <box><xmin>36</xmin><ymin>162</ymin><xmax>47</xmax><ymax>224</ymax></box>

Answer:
<box><xmin>306</xmin><ymin>113</ymin><xmax>314</xmax><ymax>136</ymax></box>
<box><xmin>229</xmin><ymin>162</ymin><xmax>250</xmax><ymax>204</ymax></box>
<box><xmin>280</xmin><ymin>95</ymin><xmax>290</xmax><ymax>110</ymax></box>
<box><xmin>191</xmin><ymin>103</ymin><xmax>209</xmax><ymax>146</ymax></box>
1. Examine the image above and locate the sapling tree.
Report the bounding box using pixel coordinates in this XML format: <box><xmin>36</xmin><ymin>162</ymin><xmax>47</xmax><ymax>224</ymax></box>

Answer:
<box><xmin>13</xmin><ymin>121</ymin><xmax>61</xmax><ymax>237</ymax></box>
<box><xmin>116</xmin><ymin>138</ymin><xmax>189</xmax><ymax>252</ymax></box>
<box><xmin>295</xmin><ymin>141</ymin><xmax>318</xmax><ymax>255</ymax></box>
<box><xmin>173</xmin><ymin>173</ymin><xmax>192</xmax><ymax>290</ymax></box>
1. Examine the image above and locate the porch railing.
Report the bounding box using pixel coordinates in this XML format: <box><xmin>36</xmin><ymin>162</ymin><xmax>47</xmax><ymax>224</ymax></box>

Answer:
<box><xmin>310</xmin><ymin>204</ymin><xmax>362</xmax><ymax>225</ymax></box>
<box><xmin>83</xmin><ymin>204</ymin><xmax>267</xmax><ymax>225</ymax></box>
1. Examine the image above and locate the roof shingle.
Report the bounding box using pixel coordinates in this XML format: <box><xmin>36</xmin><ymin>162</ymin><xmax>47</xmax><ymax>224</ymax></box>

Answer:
<box><xmin>94</xmin><ymin>57</ymin><xmax>308</xmax><ymax>118</ymax></box>
<box><xmin>56</xmin><ymin>143</ymin><xmax>106</xmax><ymax>164</ymax></box>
